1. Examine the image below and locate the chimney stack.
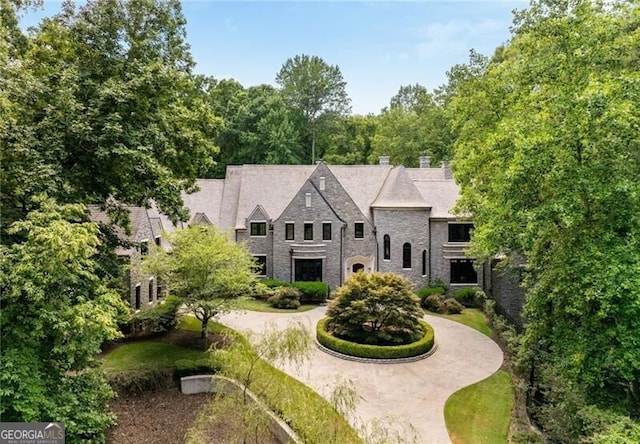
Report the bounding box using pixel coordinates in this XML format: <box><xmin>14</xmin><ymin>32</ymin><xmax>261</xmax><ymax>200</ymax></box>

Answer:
<box><xmin>442</xmin><ymin>160</ymin><xmax>453</xmax><ymax>180</ymax></box>
<box><xmin>379</xmin><ymin>155</ymin><xmax>390</xmax><ymax>166</ymax></box>
<box><xmin>419</xmin><ymin>155</ymin><xmax>431</xmax><ymax>169</ymax></box>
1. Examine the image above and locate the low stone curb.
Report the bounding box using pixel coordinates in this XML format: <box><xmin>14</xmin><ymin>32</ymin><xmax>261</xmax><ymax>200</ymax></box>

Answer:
<box><xmin>314</xmin><ymin>338</ymin><xmax>439</xmax><ymax>364</ymax></box>
<box><xmin>181</xmin><ymin>375</ymin><xmax>302</xmax><ymax>444</ymax></box>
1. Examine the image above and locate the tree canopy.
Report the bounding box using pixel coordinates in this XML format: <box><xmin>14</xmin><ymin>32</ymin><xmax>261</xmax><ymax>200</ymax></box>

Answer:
<box><xmin>451</xmin><ymin>0</ymin><xmax>640</xmax><ymax>439</ymax></box>
<box><xmin>144</xmin><ymin>224</ymin><xmax>257</xmax><ymax>340</ymax></box>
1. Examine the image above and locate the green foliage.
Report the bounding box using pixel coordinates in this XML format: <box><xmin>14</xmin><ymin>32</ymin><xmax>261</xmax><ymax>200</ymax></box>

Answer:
<box><xmin>106</xmin><ymin>368</ymin><xmax>173</xmax><ymax>395</ymax></box>
<box><xmin>422</xmin><ymin>294</ymin><xmax>464</xmax><ymax>314</ymax></box>
<box><xmin>451</xmin><ymin>0</ymin><xmax>640</xmax><ymax>422</ymax></box>
<box><xmin>0</xmin><ymin>199</ymin><xmax>129</xmax><ymax>442</ymax></box>
<box><xmin>174</xmin><ymin>358</ymin><xmax>221</xmax><ymax>378</ymax></box>
<box><xmin>261</xmin><ymin>278</ymin><xmax>288</xmax><ymax>288</ymax></box>
<box><xmin>276</xmin><ymin>54</ymin><xmax>351</xmax><ymax>163</ymax></box>
<box><xmin>143</xmin><ymin>225</ymin><xmax>257</xmax><ymax>339</ymax></box>
<box><xmin>444</xmin><ymin>371</ymin><xmax>514</xmax><ymax>444</ymax></box>
<box><xmin>452</xmin><ymin>287</ymin><xmax>486</xmax><ymax>308</ymax></box>
<box><xmin>267</xmin><ymin>286</ymin><xmax>301</xmax><ymax>309</ymax></box>
<box><xmin>292</xmin><ymin>280</ymin><xmax>329</xmax><ymax>303</ymax></box>
<box><xmin>326</xmin><ymin>272</ymin><xmax>424</xmax><ymax>345</ymax></box>
<box><xmin>129</xmin><ymin>295</ymin><xmax>182</xmax><ymax>336</ymax></box>
<box><xmin>317</xmin><ymin>318</ymin><xmax>434</xmax><ymax>360</ymax></box>
<box><xmin>415</xmin><ymin>285</ymin><xmax>446</xmax><ymax>299</ymax></box>
<box><xmin>437</xmin><ymin>308</ymin><xmax>493</xmax><ymax>338</ymax></box>
<box><xmin>101</xmin><ymin>342</ymin><xmax>206</xmax><ymax>372</ymax></box>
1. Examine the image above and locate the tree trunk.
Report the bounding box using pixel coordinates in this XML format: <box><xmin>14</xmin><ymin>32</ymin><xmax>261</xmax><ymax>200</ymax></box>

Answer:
<box><xmin>200</xmin><ymin>317</ymin><xmax>208</xmax><ymax>340</ymax></box>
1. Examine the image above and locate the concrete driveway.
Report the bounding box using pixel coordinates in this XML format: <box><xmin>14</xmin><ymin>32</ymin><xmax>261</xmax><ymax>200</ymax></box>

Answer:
<box><xmin>219</xmin><ymin>307</ymin><xmax>503</xmax><ymax>444</ymax></box>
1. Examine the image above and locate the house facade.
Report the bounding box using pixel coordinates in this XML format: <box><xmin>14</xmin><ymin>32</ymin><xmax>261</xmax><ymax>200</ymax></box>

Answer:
<box><xmin>150</xmin><ymin>156</ymin><xmax>483</xmax><ymax>293</ymax></box>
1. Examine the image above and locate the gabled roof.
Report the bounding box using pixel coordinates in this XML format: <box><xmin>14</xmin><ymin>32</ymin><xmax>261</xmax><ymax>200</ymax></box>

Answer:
<box><xmin>412</xmin><ymin>180</ymin><xmax>461</xmax><ymax>218</ymax></box>
<box><xmin>88</xmin><ymin>205</ymin><xmax>152</xmax><ymax>256</ymax></box>
<box><xmin>372</xmin><ymin>166</ymin><xmax>430</xmax><ymax>209</ymax></box>
<box><xmin>330</xmin><ymin>165</ymin><xmax>392</xmax><ymax>217</ymax></box>
<box><xmin>182</xmin><ymin>179</ymin><xmax>225</xmax><ymax>226</ymax></box>
<box><xmin>190</xmin><ymin>212</ymin><xmax>213</xmax><ymax>225</ymax></box>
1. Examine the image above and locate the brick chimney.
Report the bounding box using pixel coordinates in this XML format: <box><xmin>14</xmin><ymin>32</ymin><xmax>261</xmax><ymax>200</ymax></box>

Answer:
<box><xmin>419</xmin><ymin>155</ymin><xmax>431</xmax><ymax>169</ymax></box>
<box><xmin>442</xmin><ymin>160</ymin><xmax>453</xmax><ymax>180</ymax></box>
<box><xmin>379</xmin><ymin>155</ymin><xmax>390</xmax><ymax>166</ymax></box>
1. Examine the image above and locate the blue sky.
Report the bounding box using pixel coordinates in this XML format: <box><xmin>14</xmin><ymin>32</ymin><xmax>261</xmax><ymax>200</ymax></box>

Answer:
<box><xmin>20</xmin><ymin>1</ymin><xmax>527</xmax><ymax>115</ymax></box>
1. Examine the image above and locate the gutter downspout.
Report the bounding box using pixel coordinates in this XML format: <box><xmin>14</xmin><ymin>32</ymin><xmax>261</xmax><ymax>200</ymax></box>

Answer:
<box><xmin>340</xmin><ymin>223</ymin><xmax>346</xmax><ymax>286</ymax></box>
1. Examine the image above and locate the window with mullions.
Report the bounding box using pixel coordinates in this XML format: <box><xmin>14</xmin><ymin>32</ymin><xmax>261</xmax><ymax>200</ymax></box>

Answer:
<box><xmin>322</xmin><ymin>223</ymin><xmax>332</xmax><ymax>241</ymax></box>
<box><xmin>450</xmin><ymin>258</ymin><xmax>478</xmax><ymax>284</ymax></box>
<box><xmin>383</xmin><ymin>235</ymin><xmax>390</xmax><ymax>260</ymax></box>
<box><xmin>285</xmin><ymin>223</ymin><xmax>294</xmax><ymax>240</ymax></box>
<box><xmin>304</xmin><ymin>223</ymin><xmax>313</xmax><ymax>241</ymax></box>
<box><xmin>403</xmin><ymin>243</ymin><xmax>412</xmax><ymax>269</ymax></box>
<box><xmin>448</xmin><ymin>223</ymin><xmax>473</xmax><ymax>243</ymax></box>
<box><xmin>354</xmin><ymin>222</ymin><xmax>364</xmax><ymax>239</ymax></box>
<box><xmin>250</xmin><ymin>222</ymin><xmax>267</xmax><ymax>236</ymax></box>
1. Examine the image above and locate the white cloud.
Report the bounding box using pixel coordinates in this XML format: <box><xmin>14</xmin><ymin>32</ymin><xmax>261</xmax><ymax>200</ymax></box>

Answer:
<box><xmin>415</xmin><ymin>19</ymin><xmax>506</xmax><ymax>59</ymax></box>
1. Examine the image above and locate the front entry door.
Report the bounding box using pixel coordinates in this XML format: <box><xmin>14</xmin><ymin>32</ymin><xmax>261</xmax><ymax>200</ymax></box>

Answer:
<box><xmin>295</xmin><ymin>259</ymin><xmax>323</xmax><ymax>282</ymax></box>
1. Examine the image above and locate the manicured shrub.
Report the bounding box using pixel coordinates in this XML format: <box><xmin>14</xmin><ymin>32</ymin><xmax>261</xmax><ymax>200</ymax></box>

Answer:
<box><xmin>267</xmin><ymin>286</ymin><xmax>302</xmax><ymax>309</ymax></box>
<box><xmin>317</xmin><ymin>318</ymin><xmax>434</xmax><ymax>359</ymax></box>
<box><xmin>453</xmin><ymin>287</ymin><xmax>486</xmax><ymax>308</ymax></box>
<box><xmin>129</xmin><ymin>295</ymin><xmax>182</xmax><ymax>336</ymax></box>
<box><xmin>416</xmin><ymin>285</ymin><xmax>446</xmax><ymax>300</ymax></box>
<box><xmin>327</xmin><ymin>272</ymin><xmax>423</xmax><ymax>345</ymax></box>
<box><xmin>422</xmin><ymin>294</ymin><xmax>464</xmax><ymax>314</ymax></box>
<box><xmin>249</xmin><ymin>282</ymin><xmax>274</xmax><ymax>301</ymax></box>
<box><xmin>292</xmin><ymin>281</ymin><xmax>329</xmax><ymax>303</ymax></box>
<box><xmin>261</xmin><ymin>278</ymin><xmax>288</xmax><ymax>288</ymax></box>
<box><xmin>174</xmin><ymin>358</ymin><xmax>221</xmax><ymax>378</ymax></box>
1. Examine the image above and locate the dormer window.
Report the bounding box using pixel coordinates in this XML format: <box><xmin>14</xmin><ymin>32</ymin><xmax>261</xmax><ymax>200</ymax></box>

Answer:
<box><xmin>250</xmin><ymin>222</ymin><xmax>267</xmax><ymax>237</ymax></box>
<box><xmin>154</xmin><ymin>235</ymin><xmax>161</xmax><ymax>246</ymax></box>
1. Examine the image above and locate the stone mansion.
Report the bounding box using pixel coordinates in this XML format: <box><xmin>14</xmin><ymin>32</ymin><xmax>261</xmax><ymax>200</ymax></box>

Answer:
<box><xmin>146</xmin><ymin>155</ymin><xmax>482</xmax><ymax>295</ymax></box>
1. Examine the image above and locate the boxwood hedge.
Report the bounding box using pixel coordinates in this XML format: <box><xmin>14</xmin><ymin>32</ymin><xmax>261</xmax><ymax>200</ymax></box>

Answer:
<box><xmin>316</xmin><ymin>318</ymin><xmax>434</xmax><ymax>359</ymax></box>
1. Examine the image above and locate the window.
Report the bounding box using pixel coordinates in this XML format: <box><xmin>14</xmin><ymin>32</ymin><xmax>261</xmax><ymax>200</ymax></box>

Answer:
<box><xmin>305</xmin><ymin>193</ymin><xmax>311</xmax><ymax>207</ymax></box>
<box><xmin>154</xmin><ymin>235</ymin><xmax>161</xmax><ymax>246</ymax></box>
<box><xmin>322</xmin><ymin>223</ymin><xmax>332</xmax><ymax>241</ymax></box>
<box><xmin>448</xmin><ymin>223</ymin><xmax>473</xmax><ymax>243</ymax></box>
<box><xmin>135</xmin><ymin>285</ymin><xmax>141</xmax><ymax>310</ymax></box>
<box><xmin>285</xmin><ymin>223</ymin><xmax>294</xmax><ymax>241</ymax></box>
<box><xmin>320</xmin><ymin>176</ymin><xmax>326</xmax><ymax>191</ymax></box>
<box><xmin>451</xmin><ymin>259</ymin><xmax>478</xmax><ymax>284</ymax></box>
<box><xmin>354</xmin><ymin>222</ymin><xmax>364</xmax><ymax>239</ymax></box>
<box><xmin>352</xmin><ymin>263</ymin><xmax>365</xmax><ymax>273</ymax></box>
<box><xmin>383</xmin><ymin>235</ymin><xmax>390</xmax><ymax>260</ymax></box>
<box><xmin>253</xmin><ymin>255</ymin><xmax>267</xmax><ymax>276</ymax></box>
<box><xmin>304</xmin><ymin>223</ymin><xmax>313</xmax><ymax>241</ymax></box>
<box><xmin>157</xmin><ymin>278</ymin><xmax>163</xmax><ymax>300</ymax></box>
<box><xmin>140</xmin><ymin>240</ymin><xmax>148</xmax><ymax>256</ymax></box>
<box><xmin>250</xmin><ymin>222</ymin><xmax>267</xmax><ymax>236</ymax></box>
<box><xmin>403</xmin><ymin>243</ymin><xmax>412</xmax><ymax>269</ymax></box>
<box><xmin>148</xmin><ymin>279</ymin><xmax>154</xmax><ymax>302</ymax></box>
<box><xmin>422</xmin><ymin>250</ymin><xmax>427</xmax><ymax>276</ymax></box>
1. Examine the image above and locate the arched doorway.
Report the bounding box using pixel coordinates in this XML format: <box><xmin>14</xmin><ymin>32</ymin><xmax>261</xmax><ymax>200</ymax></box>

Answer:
<box><xmin>352</xmin><ymin>263</ymin><xmax>365</xmax><ymax>273</ymax></box>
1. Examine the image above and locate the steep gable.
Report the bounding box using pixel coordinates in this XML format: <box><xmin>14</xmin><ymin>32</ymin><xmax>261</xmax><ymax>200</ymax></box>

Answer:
<box><xmin>372</xmin><ymin>166</ymin><xmax>430</xmax><ymax>209</ymax></box>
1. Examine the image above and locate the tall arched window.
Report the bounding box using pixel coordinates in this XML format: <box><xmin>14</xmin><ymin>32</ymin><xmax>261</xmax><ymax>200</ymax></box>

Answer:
<box><xmin>403</xmin><ymin>243</ymin><xmax>411</xmax><ymax>269</ymax></box>
<box><xmin>383</xmin><ymin>235</ymin><xmax>391</xmax><ymax>260</ymax></box>
<box><xmin>422</xmin><ymin>250</ymin><xmax>427</xmax><ymax>276</ymax></box>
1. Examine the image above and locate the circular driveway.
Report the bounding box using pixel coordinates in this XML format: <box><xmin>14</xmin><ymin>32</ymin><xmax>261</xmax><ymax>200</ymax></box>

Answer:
<box><xmin>219</xmin><ymin>307</ymin><xmax>503</xmax><ymax>444</ymax></box>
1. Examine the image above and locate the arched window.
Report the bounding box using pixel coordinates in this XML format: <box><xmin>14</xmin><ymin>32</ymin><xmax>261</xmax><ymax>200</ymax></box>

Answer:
<box><xmin>403</xmin><ymin>243</ymin><xmax>411</xmax><ymax>269</ymax></box>
<box><xmin>422</xmin><ymin>250</ymin><xmax>427</xmax><ymax>276</ymax></box>
<box><xmin>352</xmin><ymin>263</ymin><xmax>365</xmax><ymax>273</ymax></box>
<box><xmin>383</xmin><ymin>234</ymin><xmax>391</xmax><ymax>260</ymax></box>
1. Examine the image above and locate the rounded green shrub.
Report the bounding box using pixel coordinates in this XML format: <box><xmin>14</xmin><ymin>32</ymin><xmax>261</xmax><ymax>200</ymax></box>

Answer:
<box><xmin>453</xmin><ymin>287</ymin><xmax>486</xmax><ymax>308</ymax></box>
<box><xmin>416</xmin><ymin>285</ymin><xmax>446</xmax><ymax>300</ymax></box>
<box><xmin>422</xmin><ymin>294</ymin><xmax>464</xmax><ymax>314</ymax></box>
<box><xmin>317</xmin><ymin>318</ymin><xmax>434</xmax><ymax>359</ymax></box>
<box><xmin>267</xmin><ymin>286</ymin><xmax>301</xmax><ymax>309</ymax></box>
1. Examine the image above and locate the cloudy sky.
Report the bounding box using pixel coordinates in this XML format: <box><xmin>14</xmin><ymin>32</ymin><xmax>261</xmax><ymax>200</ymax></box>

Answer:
<box><xmin>21</xmin><ymin>1</ymin><xmax>527</xmax><ymax>114</ymax></box>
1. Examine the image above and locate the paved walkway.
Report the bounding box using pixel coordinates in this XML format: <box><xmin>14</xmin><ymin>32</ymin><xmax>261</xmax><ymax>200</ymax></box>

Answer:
<box><xmin>218</xmin><ymin>307</ymin><xmax>503</xmax><ymax>444</ymax></box>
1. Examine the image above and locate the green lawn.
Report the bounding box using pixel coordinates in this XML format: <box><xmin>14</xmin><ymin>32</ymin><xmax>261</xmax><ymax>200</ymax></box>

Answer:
<box><xmin>431</xmin><ymin>308</ymin><xmax>493</xmax><ymax>337</ymax></box>
<box><xmin>231</xmin><ymin>297</ymin><xmax>319</xmax><ymax>313</ymax></box>
<box><xmin>101</xmin><ymin>341</ymin><xmax>207</xmax><ymax>372</ymax></box>
<box><xmin>445</xmin><ymin>370</ymin><xmax>514</xmax><ymax>444</ymax></box>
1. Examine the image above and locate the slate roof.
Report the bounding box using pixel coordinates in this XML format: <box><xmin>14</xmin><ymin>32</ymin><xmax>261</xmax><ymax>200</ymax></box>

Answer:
<box><xmin>87</xmin><ymin>205</ymin><xmax>152</xmax><ymax>256</ymax></box>
<box><xmin>412</xmin><ymin>180</ymin><xmax>461</xmax><ymax>218</ymax></box>
<box><xmin>372</xmin><ymin>166</ymin><xmax>431</xmax><ymax>209</ymax></box>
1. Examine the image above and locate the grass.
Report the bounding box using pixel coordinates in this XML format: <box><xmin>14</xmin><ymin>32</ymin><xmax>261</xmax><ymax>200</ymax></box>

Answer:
<box><xmin>101</xmin><ymin>341</ymin><xmax>207</xmax><ymax>372</ymax></box>
<box><xmin>231</xmin><ymin>297</ymin><xmax>318</xmax><ymax>313</ymax></box>
<box><xmin>179</xmin><ymin>316</ymin><xmax>361</xmax><ymax>443</ymax></box>
<box><xmin>431</xmin><ymin>308</ymin><xmax>493</xmax><ymax>337</ymax></box>
<box><xmin>445</xmin><ymin>370</ymin><xmax>515</xmax><ymax>444</ymax></box>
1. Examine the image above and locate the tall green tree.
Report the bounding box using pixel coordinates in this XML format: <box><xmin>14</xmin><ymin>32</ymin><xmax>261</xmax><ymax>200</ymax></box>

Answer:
<box><xmin>0</xmin><ymin>199</ymin><xmax>129</xmax><ymax>442</ymax></box>
<box><xmin>322</xmin><ymin>114</ymin><xmax>377</xmax><ymax>165</ymax></box>
<box><xmin>276</xmin><ymin>54</ymin><xmax>351</xmax><ymax>164</ymax></box>
<box><xmin>1</xmin><ymin>0</ymin><xmax>219</xmax><ymax>234</ymax></box>
<box><xmin>451</xmin><ymin>0</ymin><xmax>640</xmax><ymax>438</ymax></box>
<box><xmin>372</xmin><ymin>84</ymin><xmax>453</xmax><ymax>167</ymax></box>
<box><xmin>144</xmin><ymin>225</ymin><xmax>257</xmax><ymax>340</ymax></box>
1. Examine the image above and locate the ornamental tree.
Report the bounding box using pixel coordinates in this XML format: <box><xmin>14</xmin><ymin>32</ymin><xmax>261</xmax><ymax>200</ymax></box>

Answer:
<box><xmin>326</xmin><ymin>272</ymin><xmax>423</xmax><ymax>345</ymax></box>
<box><xmin>144</xmin><ymin>225</ymin><xmax>257</xmax><ymax>340</ymax></box>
